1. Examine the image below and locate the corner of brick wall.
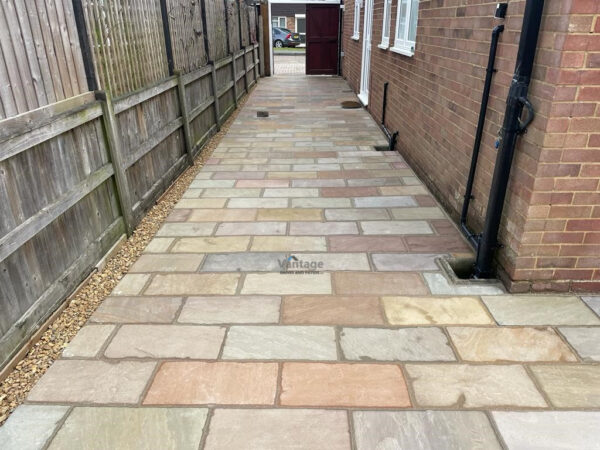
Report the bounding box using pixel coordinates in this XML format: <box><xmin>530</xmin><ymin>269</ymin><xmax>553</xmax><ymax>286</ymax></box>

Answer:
<box><xmin>341</xmin><ymin>0</ymin><xmax>600</xmax><ymax>293</ymax></box>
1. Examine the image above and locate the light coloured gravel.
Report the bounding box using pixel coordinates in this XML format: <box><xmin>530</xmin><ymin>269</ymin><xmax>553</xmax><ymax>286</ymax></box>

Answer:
<box><xmin>0</xmin><ymin>89</ymin><xmax>254</xmax><ymax>425</ymax></box>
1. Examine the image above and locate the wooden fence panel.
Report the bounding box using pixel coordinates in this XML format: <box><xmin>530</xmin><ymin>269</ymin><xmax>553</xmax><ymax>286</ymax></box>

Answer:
<box><xmin>239</xmin><ymin>2</ymin><xmax>249</xmax><ymax>48</ymax></box>
<box><xmin>225</xmin><ymin>0</ymin><xmax>241</xmax><ymax>53</ymax></box>
<box><xmin>167</xmin><ymin>0</ymin><xmax>207</xmax><ymax>73</ymax></box>
<box><xmin>248</xmin><ymin>6</ymin><xmax>258</xmax><ymax>44</ymax></box>
<box><xmin>0</xmin><ymin>0</ymin><xmax>88</xmax><ymax>119</ymax></box>
<box><xmin>0</xmin><ymin>101</ymin><xmax>122</xmax><ymax>365</ymax></box>
<box><xmin>83</xmin><ymin>0</ymin><xmax>169</xmax><ymax>97</ymax></box>
<box><xmin>114</xmin><ymin>82</ymin><xmax>185</xmax><ymax>219</ymax></box>
<box><xmin>185</xmin><ymin>69</ymin><xmax>217</xmax><ymax>153</ymax></box>
<box><xmin>205</xmin><ymin>1</ymin><xmax>228</xmax><ymax>62</ymax></box>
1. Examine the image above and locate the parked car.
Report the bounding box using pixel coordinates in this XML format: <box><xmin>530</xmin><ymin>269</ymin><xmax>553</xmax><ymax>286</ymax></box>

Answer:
<box><xmin>272</xmin><ymin>27</ymin><xmax>301</xmax><ymax>48</ymax></box>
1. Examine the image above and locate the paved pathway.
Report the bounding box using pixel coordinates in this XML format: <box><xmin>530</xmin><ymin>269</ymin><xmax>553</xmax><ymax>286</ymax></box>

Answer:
<box><xmin>274</xmin><ymin>54</ymin><xmax>305</xmax><ymax>75</ymax></box>
<box><xmin>2</xmin><ymin>75</ymin><xmax>600</xmax><ymax>449</ymax></box>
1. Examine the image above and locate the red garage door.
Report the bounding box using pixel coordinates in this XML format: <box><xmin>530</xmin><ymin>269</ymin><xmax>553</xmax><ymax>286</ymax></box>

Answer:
<box><xmin>306</xmin><ymin>5</ymin><xmax>340</xmax><ymax>75</ymax></box>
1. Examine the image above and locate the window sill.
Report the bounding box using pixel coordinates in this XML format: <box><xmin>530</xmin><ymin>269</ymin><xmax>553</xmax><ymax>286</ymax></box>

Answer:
<box><xmin>390</xmin><ymin>46</ymin><xmax>414</xmax><ymax>57</ymax></box>
<box><xmin>351</xmin><ymin>35</ymin><xmax>360</xmax><ymax>41</ymax></box>
<box><xmin>377</xmin><ymin>43</ymin><xmax>389</xmax><ymax>50</ymax></box>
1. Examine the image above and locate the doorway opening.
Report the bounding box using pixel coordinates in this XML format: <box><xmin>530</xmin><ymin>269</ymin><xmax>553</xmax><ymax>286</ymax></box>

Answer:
<box><xmin>269</xmin><ymin>0</ymin><xmax>341</xmax><ymax>76</ymax></box>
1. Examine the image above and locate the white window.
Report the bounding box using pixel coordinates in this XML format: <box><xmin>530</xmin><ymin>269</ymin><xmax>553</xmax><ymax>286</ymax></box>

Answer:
<box><xmin>272</xmin><ymin>16</ymin><xmax>286</xmax><ymax>28</ymax></box>
<box><xmin>391</xmin><ymin>0</ymin><xmax>419</xmax><ymax>56</ymax></box>
<box><xmin>352</xmin><ymin>0</ymin><xmax>362</xmax><ymax>40</ymax></box>
<box><xmin>379</xmin><ymin>0</ymin><xmax>393</xmax><ymax>49</ymax></box>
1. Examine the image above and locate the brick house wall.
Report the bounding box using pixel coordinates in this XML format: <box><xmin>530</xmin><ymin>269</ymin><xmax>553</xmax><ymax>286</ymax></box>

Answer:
<box><xmin>341</xmin><ymin>0</ymin><xmax>600</xmax><ymax>292</ymax></box>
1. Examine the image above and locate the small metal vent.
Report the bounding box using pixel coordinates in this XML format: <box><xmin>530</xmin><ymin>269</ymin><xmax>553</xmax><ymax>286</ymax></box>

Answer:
<box><xmin>373</xmin><ymin>145</ymin><xmax>390</xmax><ymax>152</ymax></box>
<box><xmin>257</xmin><ymin>111</ymin><xmax>269</xmax><ymax>117</ymax></box>
<box><xmin>341</xmin><ymin>101</ymin><xmax>361</xmax><ymax>109</ymax></box>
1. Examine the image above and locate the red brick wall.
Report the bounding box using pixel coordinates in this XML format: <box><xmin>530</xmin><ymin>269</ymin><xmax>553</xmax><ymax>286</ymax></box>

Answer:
<box><xmin>341</xmin><ymin>0</ymin><xmax>600</xmax><ymax>292</ymax></box>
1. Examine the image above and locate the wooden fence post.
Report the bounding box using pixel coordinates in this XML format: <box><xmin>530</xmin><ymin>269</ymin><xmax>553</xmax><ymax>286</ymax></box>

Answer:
<box><xmin>159</xmin><ymin>0</ymin><xmax>175</xmax><ymax>75</ymax></box>
<box><xmin>71</xmin><ymin>0</ymin><xmax>98</xmax><ymax>91</ymax></box>
<box><xmin>96</xmin><ymin>91</ymin><xmax>135</xmax><ymax>235</ymax></box>
<box><xmin>242</xmin><ymin>47</ymin><xmax>249</xmax><ymax>93</ymax></box>
<box><xmin>210</xmin><ymin>64</ymin><xmax>221</xmax><ymax>130</ymax></box>
<box><xmin>176</xmin><ymin>72</ymin><xmax>195</xmax><ymax>166</ymax></box>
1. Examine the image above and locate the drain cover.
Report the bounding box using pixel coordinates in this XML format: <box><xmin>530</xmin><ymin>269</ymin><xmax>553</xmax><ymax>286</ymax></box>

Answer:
<box><xmin>341</xmin><ymin>101</ymin><xmax>361</xmax><ymax>109</ymax></box>
<box><xmin>257</xmin><ymin>111</ymin><xmax>269</xmax><ymax>117</ymax></box>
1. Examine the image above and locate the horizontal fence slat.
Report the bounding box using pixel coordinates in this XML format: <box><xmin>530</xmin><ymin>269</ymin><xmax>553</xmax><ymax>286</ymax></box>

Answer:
<box><xmin>189</xmin><ymin>97</ymin><xmax>216</xmax><ymax>123</ymax></box>
<box><xmin>182</xmin><ymin>65</ymin><xmax>213</xmax><ymax>86</ymax></box>
<box><xmin>0</xmin><ymin>93</ymin><xmax>95</xmax><ymax>142</ymax></box>
<box><xmin>0</xmin><ymin>103</ymin><xmax>103</xmax><ymax>162</ymax></box>
<box><xmin>113</xmin><ymin>76</ymin><xmax>178</xmax><ymax>114</ymax></box>
<box><xmin>0</xmin><ymin>164</ymin><xmax>114</xmax><ymax>262</ymax></box>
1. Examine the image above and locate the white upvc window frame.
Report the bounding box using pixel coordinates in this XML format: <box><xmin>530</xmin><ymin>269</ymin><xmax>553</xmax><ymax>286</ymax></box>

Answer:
<box><xmin>391</xmin><ymin>0</ymin><xmax>419</xmax><ymax>57</ymax></box>
<box><xmin>378</xmin><ymin>0</ymin><xmax>393</xmax><ymax>49</ymax></box>
<box><xmin>272</xmin><ymin>16</ymin><xmax>286</xmax><ymax>28</ymax></box>
<box><xmin>352</xmin><ymin>0</ymin><xmax>362</xmax><ymax>40</ymax></box>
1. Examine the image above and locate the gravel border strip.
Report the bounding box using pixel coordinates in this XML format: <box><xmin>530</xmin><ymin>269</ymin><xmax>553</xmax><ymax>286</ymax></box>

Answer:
<box><xmin>0</xmin><ymin>88</ymin><xmax>255</xmax><ymax>425</ymax></box>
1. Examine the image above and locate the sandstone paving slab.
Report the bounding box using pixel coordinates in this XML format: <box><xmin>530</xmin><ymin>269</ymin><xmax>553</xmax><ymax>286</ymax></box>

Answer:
<box><xmin>175</xmin><ymin>198</ymin><xmax>226</xmax><ymax>209</ymax></box>
<box><xmin>325</xmin><ymin>208</ymin><xmax>389</xmax><ymax>220</ymax></box>
<box><xmin>104</xmin><ymin>325</ymin><xmax>225</xmax><ymax>359</ymax></box>
<box><xmin>341</xmin><ymin>327</ymin><xmax>456</xmax><ymax>361</ymax></box>
<box><xmin>201</xmin><ymin>188</ymin><xmax>261</xmax><ymax>197</ymax></box>
<box><xmin>155</xmin><ymin>223</ymin><xmax>216</xmax><ymax>237</ymax></box>
<box><xmin>354</xmin><ymin>196</ymin><xmax>416</xmax><ymax>208</ymax></box>
<box><xmin>27</xmin><ymin>360</ymin><xmax>155</xmax><ymax>404</ymax></box>
<box><xmin>90</xmin><ymin>296</ymin><xmax>181</xmax><ymax>323</ymax></box>
<box><xmin>383</xmin><ymin>296</ymin><xmax>494</xmax><ymax>325</ymax></box>
<box><xmin>178</xmin><ymin>296</ymin><xmax>281</xmax><ymax>324</ymax></box>
<box><xmin>292</xmin><ymin>178</ymin><xmax>345</xmax><ymax>187</ymax></box>
<box><xmin>372</xmin><ymin>253</ymin><xmax>440</xmax><ymax>271</ymax></box>
<box><xmin>582</xmin><ymin>296</ymin><xmax>600</xmax><ymax>316</ymax></box>
<box><xmin>188</xmin><ymin>208</ymin><xmax>258</xmax><ymax>222</ymax></box>
<box><xmin>204</xmin><ymin>409</ymin><xmax>351</xmax><ymax>450</ymax></box>
<box><xmin>242</xmin><ymin>273</ymin><xmax>332</xmax><ymax>295</ymax></box>
<box><xmin>492</xmin><ymin>411</ymin><xmax>600</xmax><ymax>450</ymax></box>
<box><xmin>448</xmin><ymin>327</ymin><xmax>577</xmax><ymax>362</ymax></box>
<box><xmin>236</xmin><ymin>179</ymin><xmax>289</xmax><ymax>187</ymax></box>
<box><xmin>405</xmin><ymin>364</ymin><xmax>547</xmax><ymax>408</ymax></box>
<box><xmin>0</xmin><ymin>405</ymin><xmax>69</xmax><ymax>450</ymax></box>
<box><xmin>347</xmin><ymin>177</ymin><xmax>404</xmax><ymax>187</ymax></box>
<box><xmin>291</xmin><ymin>197</ymin><xmax>352</xmax><ymax>208</ymax></box>
<box><xmin>290</xmin><ymin>221</ymin><xmax>359</xmax><ymax>235</ymax></box>
<box><xmin>531</xmin><ymin>365</ymin><xmax>600</xmax><ymax>407</ymax></box>
<box><xmin>171</xmin><ymin>237</ymin><xmax>250</xmax><ymax>253</ymax></box>
<box><xmin>216</xmin><ymin>221</ymin><xmax>287</xmax><ymax>236</ymax></box>
<box><xmin>288</xmin><ymin>253</ymin><xmax>370</xmax><ymax>271</ymax></box>
<box><xmin>361</xmin><ymin>221</ymin><xmax>433</xmax><ymax>235</ymax></box>
<box><xmin>143</xmin><ymin>237</ymin><xmax>174</xmax><ymax>253</ymax></box>
<box><xmin>390</xmin><ymin>206</ymin><xmax>446</xmax><ymax>220</ymax></box>
<box><xmin>425</xmin><ymin>273</ymin><xmax>505</xmax><ymax>295</ymax></box>
<box><xmin>263</xmin><ymin>188</ymin><xmax>319</xmax><ymax>197</ymax></box>
<box><xmin>282</xmin><ymin>295</ymin><xmax>384</xmax><ymax>325</ymax></box>
<box><xmin>558</xmin><ymin>327</ymin><xmax>600</xmax><ymax>361</ymax></box>
<box><xmin>379</xmin><ymin>186</ymin><xmax>429</xmax><ymax>196</ymax></box>
<box><xmin>190</xmin><ymin>179</ymin><xmax>235</xmax><ymax>188</ymax></box>
<box><xmin>334</xmin><ymin>272</ymin><xmax>429</xmax><ymax>295</ymax></box>
<box><xmin>182</xmin><ymin>188</ymin><xmax>203</xmax><ymax>198</ymax></box>
<box><xmin>268</xmin><ymin>171</ymin><xmax>317</xmax><ymax>179</ymax></box>
<box><xmin>228</xmin><ymin>198</ymin><xmax>288</xmax><ymax>208</ymax></box>
<box><xmin>62</xmin><ymin>324</ymin><xmax>115</xmax><ymax>358</ymax></box>
<box><xmin>202</xmin><ymin>252</ymin><xmax>285</xmax><ymax>272</ymax></box>
<box><xmin>214</xmin><ymin>171</ymin><xmax>265</xmax><ymax>180</ymax></box>
<box><xmin>112</xmin><ymin>274</ymin><xmax>150</xmax><ymax>296</ymax></box>
<box><xmin>222</xmin><ymin>326</ymin><xmax>337</xmax><ymax>360</ymax></box>
<box><xmin>280</xmin><ymin>363</ymin><xmax>411</xmax><ymax>407</ymax></box>
<box><xmin>130</xmin><ymin>254</ymin><xmax>205</xmax><ymax>272</ymax></box>
<box><xmin>144</xmin><ymin>362</ymin><xmax>278</xmax><ymax>405</ymax></box>
<box><xmin>145</xmin><ymin>274</ymin><xmax>241</xmax><ymax>295</ymax></box>
<box><xmin>48</xmin><ymin>407</ymin><xmax>208</xmax><ymax>450</ymax></box>
<box><xmin>321</xmin><ymin>187</ymin><xmax>379</xmax><ymax>197</ymax></box>
<box><xmin>329</xmin><ymin>235</ymin><xmax>407</xmax><ymax>252</ymax></box>
<box><xmin>256</xmin><ymin>208</ymin><xmax>322</xmax><ymax>221</ymax></box>
<box><xmin>353</xmin><ymin>410</ymin><xmax>501</xmax><ymax>450</ymax></box>
<box><xmin>481</xmin><ymin>295</ymin><xmax>600</xmax><ymax>325</ymax></box>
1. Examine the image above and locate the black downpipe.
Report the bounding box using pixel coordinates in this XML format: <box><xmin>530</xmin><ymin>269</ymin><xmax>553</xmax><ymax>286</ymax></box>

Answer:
<box><xmin>460</xmin><ymin>24</ymin><xmax>504</xmax><ymax>248</ymax></box>
<box><xmin>381</xmin><ymin>82</ymin><xmax>398</xmax><ymax>150</ymax></box>
<box><xmin>472</xmin><ymin>0</ymin><xmax>543</xmax><ymax>279</ymax></box>
<box><xmin>71</xmin><ymin>0</ymin><xmax>98</xmax><ymax>91</ymax></box>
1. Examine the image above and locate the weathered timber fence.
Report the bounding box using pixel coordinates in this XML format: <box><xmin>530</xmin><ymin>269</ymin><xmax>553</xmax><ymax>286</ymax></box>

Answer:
<box><xmin>0</xmin><ymin>0</ymin><xmax>261</xmax><ymax>368</ymax></box>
